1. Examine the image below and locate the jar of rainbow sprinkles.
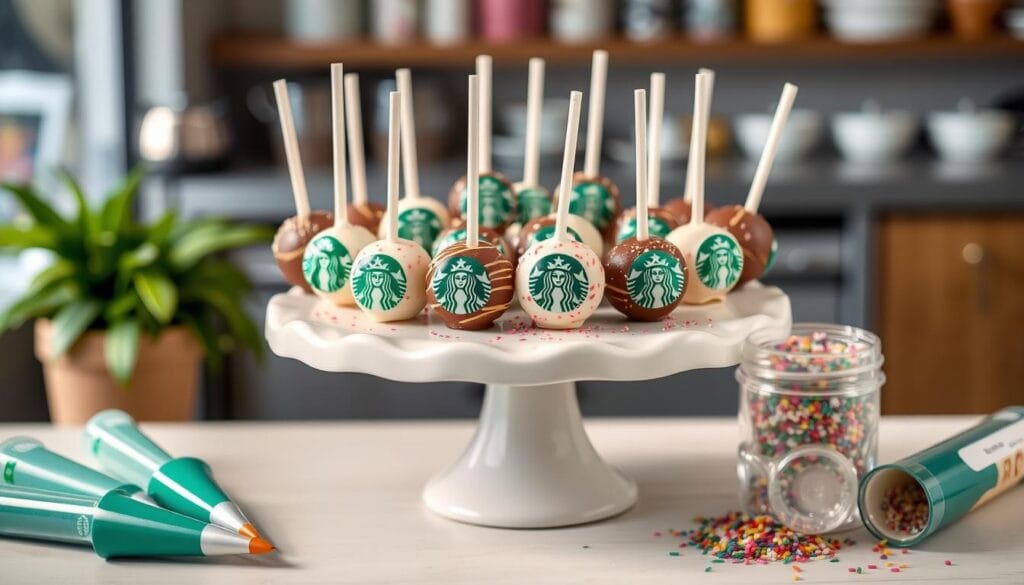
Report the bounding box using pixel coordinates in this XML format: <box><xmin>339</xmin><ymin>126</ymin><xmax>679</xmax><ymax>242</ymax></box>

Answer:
<box><xmin>736</xmin><ymin>324</ymin><xmax>884</xmax><ymax>534</ymax></box>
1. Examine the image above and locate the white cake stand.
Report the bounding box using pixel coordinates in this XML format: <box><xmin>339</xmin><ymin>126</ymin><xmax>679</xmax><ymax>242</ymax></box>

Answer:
<box><xmin>265</xmin><ymin>283</ymin><xmax>791</xmax><ymax>528</ymax></box>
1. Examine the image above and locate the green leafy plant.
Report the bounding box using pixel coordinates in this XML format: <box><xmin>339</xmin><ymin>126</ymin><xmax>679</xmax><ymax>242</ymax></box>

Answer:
<box><xmin>0</xmin><ymin>170</ymin><xmax>273</xmax><ymax>385</ymax></box>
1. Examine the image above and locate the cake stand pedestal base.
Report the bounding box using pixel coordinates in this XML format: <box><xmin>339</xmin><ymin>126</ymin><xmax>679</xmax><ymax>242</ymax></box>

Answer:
<box><xmin>422</xmin><ymin>382</ymin><xmax>638</xmax><ymax>528</ymax></box>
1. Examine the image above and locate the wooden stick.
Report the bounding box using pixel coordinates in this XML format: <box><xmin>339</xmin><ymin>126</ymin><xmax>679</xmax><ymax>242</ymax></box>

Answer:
<box><xmin>476</xmin><ymin>55</ymin><xmax>493</xmax><ymax>174</ymax></box>
<box><xmin>583</xmin><ymin>50</ymin><xmax>608</xmax><ymax>178</ymax></box>
<box><xmin>647</xmin><ymin>72</ymin><xmax>665</xmax><ymax>207</ymax></box>
<box><xmin>344</xmin><ymin>73</ymin><xmax>368</xmax><ymax>206</ymax></box>
<box><xmin>684</xmin><ymin>67</ymin><xmax>715</xmax><ymax>203</ymax></box>
<box><xmin>634</xmin><ymin>88</ymin><xmax>649</xmax><ymax>242</ymax></box>
<box><xmin>467</xmin><ymin>75</ymin><xmax>480</xmax><ymax>248</ymax></box>
<box><xmin>272</xmin><ymin>79</ymin><xmax>310</xmax><ymax>224</ymax></box>
<box><xmin>745</xmin><ymin>83</ymin><xmax>799</xmax><ymax>213</ymax></box>
<box><xmin>396</xmin><ymin>68</ymin><xmax>422</xmax><ymax>199</ymax></box>
<box><xmin>555</xmin><ymin>91</ymin><xmax>584</xmax><ymax>243</ymax></box>
<box><xmin>689</xmin><ymin>72</ymin><xmax>710</xmax><ymax>225</ymax></box>
<box><xmin>522</xmin><ymin>57</ymin><xmax>545</xmax><ymax>187</ymax></box>
<box><xmin>386</xmin><ymin>91</ymin><xmax>401</xmax><ymax>243</ymax></box>
<box><xmin>330</xmin><ymin>64</ymin><xmax>348</xmax><ymax>227</ymax></box>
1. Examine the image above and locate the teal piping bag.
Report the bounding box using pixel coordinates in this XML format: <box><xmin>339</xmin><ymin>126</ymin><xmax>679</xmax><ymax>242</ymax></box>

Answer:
<box><xmin>0</xmin><ymin>486</ymin><xmax>273</xmax><ymax>558</ymax></box>
<box><xmin>859</xmin><ymin>406</ymin><xmax>1024</xmax><ymax>547</ymax></box>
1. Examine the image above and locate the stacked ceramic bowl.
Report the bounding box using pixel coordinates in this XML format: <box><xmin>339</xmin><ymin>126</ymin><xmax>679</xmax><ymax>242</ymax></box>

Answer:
<box><xmin>831</xmin><ymin>102</ymin><xmax>919</xmax><ymax>164</ymax></box>
<box><xmin>821</xmin><ymin>0</ymin><xmax>940</xmax><ymax>42</ymax></box>
<box><xmin>926</xmin><ymin>101</ymin><xmax>1017</xmax><ymax>163</ymax></box>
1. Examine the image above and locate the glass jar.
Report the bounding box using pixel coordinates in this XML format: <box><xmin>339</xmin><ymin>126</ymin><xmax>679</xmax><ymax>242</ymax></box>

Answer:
<box><xmin>737</xmin><ymin>323</ymin><xmax>884</xmax><ymax>534</ymax></box>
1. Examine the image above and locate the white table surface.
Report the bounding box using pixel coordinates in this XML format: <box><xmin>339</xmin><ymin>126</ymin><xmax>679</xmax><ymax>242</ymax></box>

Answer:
<box><xmin>1</xmin><ymin>416</ymin><xmax>1021</xmax><ymax>585</ymax></box>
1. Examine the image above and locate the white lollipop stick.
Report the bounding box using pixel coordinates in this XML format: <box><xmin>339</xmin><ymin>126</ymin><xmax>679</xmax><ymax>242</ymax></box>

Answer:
<box><xmin>647</xmin><ymin>72</ymin><xmax>664</xmax><ymax>207</ymax></box>
<box><xmin>555</xmin><ymin>91</ymin><xmax>584</xmax><ymax>242</ymax></box>
<box><xmin>689</xmin><ymin>72</ymin><xmax>710</xmax><ymax>225</ymax></box>
<box><xmin>467</xmin><ymin>75</ymin><xmax>480</xmax><ymax>248</ymax></box>
<box><xmin>745</xmin><ymin>83</ymin><xmax>799</xmax><ymax>213</ymax></box>
<box><xmin>396</xmin><ymin>68</ymin><xmax>422</xmax><ymax>199</ymax></box>
<box><xmin>330</xmin><ymin>64</ymin><xmax>348</xmax><ymax>227</ymax></box>
<box><xmin>634</xmin><ymin>88</ymin><xmax>649</xmax><ymax>242</ymax></box>
<box><xmin>583</xmin><ymin>50</ymin><xmax>608</xmax><ymax>178</ymax></box>
<box><xmin>272</xmin><ymin>79</ymin><xmax>311</xmax><ymax>224</ymax></box>
<box><xmin>344</xmin><ymin>73</ymin><xmax>369</xmax><ymax>207</ymax></box>
<box><xmin>684</xmin><ymin>67</ymin><xmax>715</xmax><ymax>203</ymax></box>
<box><xmin>476</xmin><ymin>55</ymin><xmax>493</xmax><ymax>174</ymax></box>
<box><xmin>523</xmin><ymin>57</ymin><xmax>545</xmax><ymax>187</ymax></box>
<box><xmin>385</xmin><ymin>91</ymin><xmax>401</xmax><ymax>243</ymax></box>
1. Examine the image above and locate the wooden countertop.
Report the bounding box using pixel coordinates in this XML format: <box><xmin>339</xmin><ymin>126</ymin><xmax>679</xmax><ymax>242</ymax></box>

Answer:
<box><xmin>1</xmin><ymin>416</ymin><xmax>1021</xmax><ymax>584</ymax></box>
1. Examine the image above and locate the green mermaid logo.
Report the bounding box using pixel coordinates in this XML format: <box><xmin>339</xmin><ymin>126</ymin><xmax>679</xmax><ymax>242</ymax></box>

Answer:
<box><xmin>528</xmin><ymin>225</ymin><xmax>582</xmax><ymax>250</ymax></box>
<box><xmin>627</xmin><ymin>250</ymin><xmax>685</xmax><ymax>309</ymax></box>
<box><xmin>460</xmin><ymin>175</ymin><xmax>514</xmax><ymax>229</ymax></box>
<box><xmin>302</xmin><ymin>235</ymin><xmax>352</xmax><ymax>293</ymax></box>
<box><xmin>569</xmin><ymin>180</ymin><xmax>616</xmax><ymax>231</ymax></box>
<box><xmin>696</xmin><ymin>235</ymin><xmax>743</xmax><ymax>290</ymax></box>
<box><xmin>397</xmin><ymin>208</ymin><xmax>442</xmax><ymax>251</ymax></box>
<box><xmin>764</xmin><ymin>238</ymin><xmax>778</xmax><ymax>273</ymax></box>
<box><xmin>615</xmin><ymin>216</ymin><xmax>673</xmax><ymax>243</ymax></box>
<box><xmin>528</xmin><ymin>254</ymin><xmax>589</xmax><ymax>313</ymax></box>
<box><xmin>351</xmin><ymin>254</ymin><xmax>407</xmax><ymax>312</ymax></box>
<box><xmin>516</xmin><ymin>186</ymin><xmax>551</xmax><ymax>222</ymax></box>
<box><xmin>431</xmin><ymin>256</ymin><xmax>492</xmax><ymax>314</ymax></box>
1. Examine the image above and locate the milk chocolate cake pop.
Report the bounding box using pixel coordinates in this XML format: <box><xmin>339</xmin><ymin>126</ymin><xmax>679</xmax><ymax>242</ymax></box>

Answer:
<box><xmin>512</xmin><ymin>58</ymin><xmax>553</xmax><ymax>224</ymax></box>
<box><xmin>428</xmin><ymin>75</ymin><xmax>513</xmax><ymax>331</ymax></box>
<box><xmin>605</xmin><ymin>89</ymin><xmax>687</xmax><ymax>321</ymax></box>
<box><xmin>349</xmin><ymin>90</ymin><xmax>430</xmax><ymax>322</ymax></box>
<box><xmin>381</xmin><ymin>68</ymin><xmax>450</xmax><ymax>253</ymax></box>
<box><xmin>553</xmin><ymin>51</ymin><xmax>621</xmax><ymax>239</ymax></box>
<box><xmin>448</xmin><ymin>56</ymin><xmax>517</xmax><ymax>234</ymax></box>
<box><xmin>663</xmin><ymin>68</ymin><xmax>716</xmax><ymax>225</ymax></box>
<box><xmin>516</xmin><ymin>91</ymin><xmax>604</xmax><ymax>330</ymax></box>
<box><xmin>666</xmin><ymin>72</ymin><xmax>743</xmax><ymax>305</ymax></box>
<box><xmin>343</xmin><ymin>74</ymin><xmax>386</xmax><ymax>233</ymax></box>
<box><xmin>270</xmin><ymin>78</ymin><xmax>334</xmax><ymax>293</ymax></box>
<box><xmin>302</xmin><ymin>64</ymin><xmax>376</xmax><ymax>306</ymax></box>
<box><xmin>706</xmin><ymin>83</ymin><xmax>797</xmax><ymax>286</ymax></box>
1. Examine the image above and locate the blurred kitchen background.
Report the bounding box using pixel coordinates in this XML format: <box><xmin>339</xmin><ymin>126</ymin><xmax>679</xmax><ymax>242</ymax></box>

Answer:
<box><xmin>1</xmin><ymin>0</ymin><xmax>1022</xmax><ymax>422</ymax></box>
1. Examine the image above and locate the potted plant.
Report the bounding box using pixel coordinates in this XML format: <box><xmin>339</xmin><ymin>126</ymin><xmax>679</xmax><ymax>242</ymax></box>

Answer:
<box><xmin>0</xmin><ymin>171</ymin><xmax>272</xmax><ymax>424</ymax></box>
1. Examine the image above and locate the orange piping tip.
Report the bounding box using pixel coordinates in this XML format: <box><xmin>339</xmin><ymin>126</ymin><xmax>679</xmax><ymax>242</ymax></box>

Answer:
<box><xmin>249</xmin><ymin>537</ymin><xmax>276</xmax><ymax>555</ymax></box>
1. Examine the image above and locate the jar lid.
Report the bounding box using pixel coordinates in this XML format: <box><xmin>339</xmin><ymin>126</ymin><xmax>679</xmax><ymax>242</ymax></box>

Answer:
<box><xmin>768</xmin><ymin>445</ymin><xmax>859</xmax><ymax>534</ymax></box>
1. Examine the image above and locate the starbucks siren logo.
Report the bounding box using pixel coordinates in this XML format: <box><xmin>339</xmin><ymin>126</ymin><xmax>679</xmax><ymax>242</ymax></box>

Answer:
<box><xmin>302</xmin><ymin>235</ymin><xmax>352</xmax><ymax>293</ymax></box>
<box><xmin>764</xmin><ymin>238</ymin><xmax>778</xmax><ymax>273</ymax></box>
<box><xmin>351</xmin><ymin>254</ymin><xmax>407</xmax><ymax>312</ymax></box>
<box><xmin>569</xmin><ymin>181</ymin><xmax>616</xmax><ymax>231</ymax></box>
<box><xmin>460</xmin><ymin>175</ymin><xmax>514</xmax><ymax>229</ymax></box>
<box><xmin>2</xmin><ymin>460</ymin><xmax>14</xmax><ymax>484</ymax></box>
<box><xmin>76</xmin><ymin>515</ymin><xmax>91</xmax><ymax>537</ymax></box>
<box><xmin>431</xmin><ymin>256</ymin><xmax>492</xmax><ymax>315</ymax></box>
<box><xmin>627</xmin><ymin>250</ymin><xmax>685</xmax><ymax>309</ymax></box>
<box><xmin>528</xmin><ymin>254</ymin><xmax>589</xmax><ymax>313</ymax></box>
<box><xmin>616</xmin><ymin>216</ymin><xmax>673</xmax><ymax>243</ymax></box>
<box><xmin>516</xmin><ymin>187</ymin><xmax>551</xmax><ymax>222</ymax></box>
<box><xmin>695</xmin><ymin>235</ymin><xmax>743</xmax><ymax>290</ymax></box>
<box><xmin>397</xmin><ymin>207</ymin><xmax>442</xmax><ymax>251</ymax></box>
<box><xmin>529</xmin><ymin>225</ymin><xmax>582</xmax><ymax>249</ymax></box>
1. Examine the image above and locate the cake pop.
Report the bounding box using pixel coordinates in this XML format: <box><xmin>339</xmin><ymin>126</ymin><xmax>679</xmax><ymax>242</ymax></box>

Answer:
<box><xmin>428</xmin><ymin>75</ymin><xmax>514</xmax><ymax>331</ymax></box>
<box><xmin>432</xmin><ymin>225</ymin><xmax>512</xmax><ymax>261</ymax></box>
<box><xmin>516</xmin><ymin>214</ymin><xmax>602</xmax><ymax>260</ymax></box>
<box><xmin>516</xmin><ymin>91</ymin><xmax>604</xmax><ymax>330</ymax></box>
<box><xmin>380</xmin><ymin>68</ymin><xmax>450</xmax><ymax>253</ymax></box>
<box><xmin>605</xmin><ymin>89</ymin><xmax>687</xmax><ymax>321</ymax></box>
<box><xmin>554</xmin><ymin>51</ymin><xmax>621</xmax><ymax>239</ymax></box>
<box><xmin>512</xmin><ymin>58</ymin><xmax>552</xmax><ymax>224</ymax></box>
<box><xmin>448</xmin><ymin>55</ymin><xmax>517</xmax><ymax>233</ymax></box>
<box><xmin>663</xmin><ymin>68</ymin><xmax>716</xmax><ymax>225</ymax></box>
<box><xmin>614</xmin><ymin>72</ymin><xmax>679</xmax><ymax>244</ymax></box>
<box><xmin>349</xmin><ymin>90</ymin><xmax>430</xmax><ymax>322</ymax></box>
<box><xmin>270</xmin><ymin>78</ymin><xmax>334</xmax><ymax>293</ymax></box>
<box><xmin>343</xmin><ymin>74</ymin><xmax>386</xmax><ymax>233</ymax></box>
<box><xmin>666</xmin><ymin>72</ymin><xmax>744</xmax><ymax>304</ymax></box>
<box><xmin>706</xmin><ymin>83</ymin><xmax>797</xmax><ymax>286</ymax></box>
<box><xmin>302</xmin><ymin>64</ymin><xmax>377</xmax><ymax>306</ymax></box>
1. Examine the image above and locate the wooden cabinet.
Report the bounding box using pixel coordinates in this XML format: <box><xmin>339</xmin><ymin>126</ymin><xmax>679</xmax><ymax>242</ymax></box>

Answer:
<box><xmin>877</xmin><ymin>214</ymin><xmax>1024</xmax><ymax>414</ymax></box>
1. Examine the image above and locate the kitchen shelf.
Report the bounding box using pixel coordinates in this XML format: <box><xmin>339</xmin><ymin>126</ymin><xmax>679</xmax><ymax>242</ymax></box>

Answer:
<box><xmin>210</xmin><ymin>34</ymin><xmax>1024</xmax><ymax>69</ymax></box>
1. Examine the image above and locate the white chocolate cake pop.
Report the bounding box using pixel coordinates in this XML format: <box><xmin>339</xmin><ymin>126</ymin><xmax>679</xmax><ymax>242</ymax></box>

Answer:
<box><xmin>517</xmin><ymin>91</ymin><xmax>604</xmax><ymax>330</ymax></box>
<box><xmin>512</xmin><ymin>58</ymin><xmax>553</xmax><ymax>224</ymax></box>
<box><xmin>350</xmin><ymin>90</ymin><xmax>430</xmax><ymax>322</ymax></box>
<box><xmin>303</xmin><ymin>64</ymin><xmax>377</xmax><ymax>307</ymax></box>
<box><xmin>667</xmin><ymin>72</ymin><xmax>743</xmax><ymax>305</ymax></box>
<box><xmin>381</xmin><ymin>68</ymin><xmax>450</xmax><ymax>253</ymax></box>
<box><xmin>517</xmin><ymin>213</ymin><xmax>603</xmax><ymax>259</ymax></box>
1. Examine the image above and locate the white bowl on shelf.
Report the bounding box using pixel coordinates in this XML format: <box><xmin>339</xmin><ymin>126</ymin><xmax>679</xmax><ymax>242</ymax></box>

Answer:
<box><xmin>831</xmin><ymin>109</ymin><xmax>919</xmax><ymax>164</ymax></box>
<box><xmin>926</xmin><ymin>109</ymin><xmax>1017</xmax><ymax>163</ymax></box>
<box><xmin>734</xmin><ymin>109</ymin><xmax>823</xmax><ymax>164</ymax></box>
<box><xmin>821</xmin><ymin>0</ymin><xmax>939</xmax><ymax>42</ymax></box>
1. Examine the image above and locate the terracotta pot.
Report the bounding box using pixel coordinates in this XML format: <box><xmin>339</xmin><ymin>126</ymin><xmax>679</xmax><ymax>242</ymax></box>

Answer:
<box><xmin>35</xmin><ymin>320</ymin><xmax>202</xmax><ymax>425</ymax></box>
<box><xmin>947</xmin><ymin>0</ymin><xmax>1006</xmax><ymax>39</ymax></box>
<box><xmin>746</xmin><ymin>0</ymin><xmax>817</xmax><ymax>42</ymax></box>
